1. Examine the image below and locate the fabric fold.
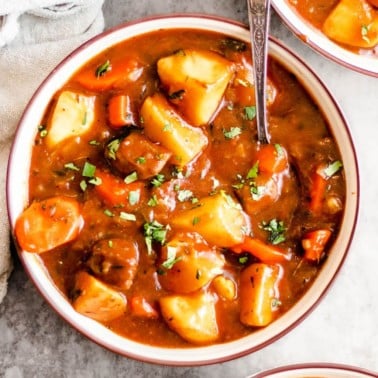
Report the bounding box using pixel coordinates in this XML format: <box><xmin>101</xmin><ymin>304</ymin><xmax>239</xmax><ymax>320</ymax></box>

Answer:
<box><xmin>0</xmin><ymin>0</ymin><xmax>105</xmax><ymax>304</ymax></box>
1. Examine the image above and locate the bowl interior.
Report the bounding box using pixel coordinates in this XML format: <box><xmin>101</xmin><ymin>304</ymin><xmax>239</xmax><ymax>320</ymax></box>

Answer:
<box><xmin>272</xmin><ymin>0</ymin><xmax>378</xmax><ymax>77</ymax></box>
<box><xmin>6</xmin><ymin>15</ymin><xmax>359</xmax><ymax>365</ymax></box>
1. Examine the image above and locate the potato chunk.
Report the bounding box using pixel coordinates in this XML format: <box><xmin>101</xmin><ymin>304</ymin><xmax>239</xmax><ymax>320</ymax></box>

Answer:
<box><xmin>158</xmin><ymin>232</ymin><xmax>224</xmax><ymax>293</ymax></box>
<box><xmin>171</xmin><ymin>192</ymin><xmax>250</xmax><ymax>247</ymax></box>
<box><xmin>46</xmin><ymin>90</ymin><xmax>96</xmax><ymax>148</ymax></box>
<box><xmin>72</xmin><ymin>271</ymin><xmax>126</xmax><ymax>322</ymax></box>
<box><xmin>140</xmin><ymin>93</ymin><xmax>208</xmax><ymax>166</ymax></box>
<box><xmin>239</xmin><ymin>263</ymin><xmax>281</xmax><ymax>327</ymax></box>
<box><xmin>160</xmin><ymin>291</ymin><xmax>219</xmax><ymax>344</ymax></box>
<box><xmin>157</xmin><ymin>49</ymin><xmax>234</xmax><ymax>126</ymax></box>
<box><xmin>323</xmin><ymin>0</ymin><xmax>378</xmax><ymax>48</ymax></box>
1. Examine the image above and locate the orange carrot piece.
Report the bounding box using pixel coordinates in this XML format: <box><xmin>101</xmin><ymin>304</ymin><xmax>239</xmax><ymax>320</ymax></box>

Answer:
<box><xmin>302</xmin><ymin>229</ymin><xmax>332</xmax><ymax>262</ymax></box>
<box><xmin>108</xmin><ymin>94</ymin><xmax>134</xmax><ymax>127</ymax></box>
<box><xmin>231</xmin><ymin>236</ymin><xmax>290</xmax><ymax>263</ymax></box>
<box><xmin>130</xmin><ymin>296</ymin><xmax>159</xmax><ymax>319</ymax></box>
<box><xmin>255</xmin><ymin>144</ymin><xmax>288</xmax><ymax>174</ymax></box>
<box><xmin>94</xmin><ymin>170</ymin><xmax>145</xmax><ymax>208</ymax></box>
<box><xmin>15</xmin><ymin>196</ymin><xmax>83</xmax><ymax>253</ymax></box>
<box><xmin>309</xmin><ymin>171</ymin><xmax>327</xmax><ymax>213</ymax></box>
<box><xmin>75</xmin><ymin>58</ymin><xmax>142</xmax><ymax>91</ymax></box>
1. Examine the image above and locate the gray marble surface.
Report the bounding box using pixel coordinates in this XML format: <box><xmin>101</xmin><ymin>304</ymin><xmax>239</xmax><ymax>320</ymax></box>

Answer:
<box><xmin>1</xmin><ymin>0</ymin><xmax>378</xmax><ymax>377</ymax></box>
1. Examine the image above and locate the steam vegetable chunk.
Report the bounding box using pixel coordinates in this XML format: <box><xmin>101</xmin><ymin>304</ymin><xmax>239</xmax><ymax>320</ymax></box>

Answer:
<box><xmin>157</xmin><ymin>49</ymin><xmax>234</xmax><ymax>126</ymax></box>
<box><xmin>323</xmin><ymin>0</ymin><xmax>378</xmax><ymax>48</ymax></box>
<box><xmin>46</xmin><ymin>90</ymin><xmax>96</xmax><ymax>148</ymax></box>
<box><xmin>140</xmin><ymin>93</ymin><xmax>208</xmax><ymax>166</ymax></box>
<box><xmin>171</xmin><ymin>192</ymin><xmax>250</xmax><ymax>247</ymax></box>
<box><xmin>72</xmin><ymin>271</ymin><xmax>127</xmax><ymax>322</ymax></box>
<box><xmin>160</xmin><ymin>291</ymin><xmax>219</xmax><ymax>344</ymax></box>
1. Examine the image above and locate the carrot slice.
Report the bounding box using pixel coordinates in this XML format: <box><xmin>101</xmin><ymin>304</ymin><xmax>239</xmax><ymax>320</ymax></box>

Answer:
<box><xmin>94</xmin><ymin>169</ymin><xmax>146</xmax><ymax>208</ymax></box>
<box><xmin>15</xmin><ymin>196</ymin><xmax>83</xmax><ymax>253</ymax></box>
<box><xmin>231</xmin><ymin>236</ymin><xmax>290</xmax><ymax>263</ymax></box>
<box><xmin>75</xmin><ymin>57</ymin><xmax>142</xmax><ymax>91</ymax></box>
<box><xmin>255</xmin><ymin>144</ymin><xmax>288</xmax><ymax>174</ymax></box>
<box><xmin>302</xmin><ymin>229</ymin><xmax>332</xmax><ymax>262</ymax></box>
<box><xmin>130</xmin><ymin>296</ymin><xmax>159</xmax><ymax>319</ymax></box>
<box><xmin>309</xmin><ymin>171</ymin><xmax>327</xmax><ymax>213</ymax></box>
<box><xmin>108</xmin><ymin>94</ymin><xmax>135</xmax><ymax>127</ymax></box>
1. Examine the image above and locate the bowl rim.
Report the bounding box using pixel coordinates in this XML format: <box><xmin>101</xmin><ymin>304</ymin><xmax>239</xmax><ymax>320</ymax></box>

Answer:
<box><xmin>250</xmin><ymin>362</ymin><xmax>378</xmax><ymax>377</ymax></box>
<box><xmin>6</xmin><ymin>13</ymin><xmax>360</xmax><ymax>366</ymax></box>
<box><xmin>272</xmin><ymin>0</ymin><xmax>378</xmax><ymax>78</ymax></box>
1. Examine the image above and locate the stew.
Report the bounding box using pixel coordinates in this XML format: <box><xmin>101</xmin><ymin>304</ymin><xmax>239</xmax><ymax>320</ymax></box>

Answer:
<box><xmin>14</xmin><ymin>29</ymin><xmax>345</xmax><ymax>347</ymax></box>
<box><xmin>288</xmin><ymin>0</ymin><xmax>378</xmax><ymax>54</ymax></box>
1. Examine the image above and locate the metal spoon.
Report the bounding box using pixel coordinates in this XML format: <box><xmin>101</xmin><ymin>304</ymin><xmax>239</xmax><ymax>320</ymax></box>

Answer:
<box><xmin>247</xmin><ymin>0</ymin><xmax>271</xmax><ymax>144</ymax></box>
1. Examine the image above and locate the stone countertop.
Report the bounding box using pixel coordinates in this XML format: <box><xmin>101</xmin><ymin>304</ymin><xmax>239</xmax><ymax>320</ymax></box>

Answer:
<box><xmin>1</xmin><ymin>0</ymin><xmax>378</xmax><ymax>377</ymax></box>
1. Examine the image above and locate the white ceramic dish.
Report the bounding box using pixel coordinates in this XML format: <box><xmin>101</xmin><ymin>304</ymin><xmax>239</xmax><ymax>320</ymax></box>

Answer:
<box><xmin>250</xmin><ymin>363</ymin><xmax>377</xmax><ymax>377</ymax></box>
<box><xmin>272</xmin><ymin>0</ymin><xmax>378</xmax><ymax>77</ymax></box>
<box><xmin>6</xmin><ymin>15</ymin><xmax>359</xmax><ymax>366</ymax></box>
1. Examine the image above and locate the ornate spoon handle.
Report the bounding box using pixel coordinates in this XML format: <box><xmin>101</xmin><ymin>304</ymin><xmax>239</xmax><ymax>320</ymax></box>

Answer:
<box><xmin>247</xmin><ymin>0</ymin><xmax>271</xmax><ymax>144</ymax></box>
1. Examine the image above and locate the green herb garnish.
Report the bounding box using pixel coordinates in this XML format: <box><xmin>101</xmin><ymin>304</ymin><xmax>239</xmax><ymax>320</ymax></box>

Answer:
<box><xmin>107</xmin><ymin>139</ymin><xmax>120</xmax><ymax>160</ymax></box>
<box><xmin>64</xmin><ymin>162</ymin><xmax>80</xmax><ymax>171</ymax></box>
<box><xmin>322</xmin><ymin>160</ymin><xmax>343</xmax><ymax>178</ymax></box>
<box><xmin>82</xmin><ymin>162</ymin><xmax>96</xmax><ymax>178</ymax></box>
<box><xmin>151</xmin><ymin>174</ymin><xmax>165</xmax><ymax>187</ymax></box>
<box><xmin>147</xmin><ymin>195</ymin><xmax>158</xmax><ymax>207</ymax></box>
<box><xmin>124</xmin><ymin>171</ymin><xmax>138</xmax><ymax>184</ymax></box>
<box><xmin>223</xmin><ymin>126</ymin><xmax>242</xmax><ymax>139</ymax></box>
<box><xmin>244</xmin><ymin>106</ymin><xmax>256</xmax><ymax>121</ymax></box>
<box><xmin>246</xmin><ymin>162</ymin><xmax>259</xmax><ymax>179</ymax></box>
<box><xmin>120</xmin><ymin>212</ymin><xmax>136</xmax><ymax>221</ymax></box>
<box><xmin>136</xmin><ymin>156</ymin><xmax>146</xmax><ymax>164</ymax></box>
<box><xmin>95</xmin><ymin>60</ymin><xmax>111</xmax><ymax>77</ymax></box>
<box><xmin>143</xmin><ymin>220</ymin><xmax>169</xmax><ymax>255</ymax></box>
<box><xmin>177</xmin><ymin>189</ymin><xmax>193</xmax><ymax>202</ymax></box>
<box><xmin>261</xmin><ymin>219</ymin><xmax>286</xmax><ymax>245</ymax></box>
<box><xmin>128</xmin><ymin>190</ymin><xmax>140</xmax><ymax>205</ymax></box>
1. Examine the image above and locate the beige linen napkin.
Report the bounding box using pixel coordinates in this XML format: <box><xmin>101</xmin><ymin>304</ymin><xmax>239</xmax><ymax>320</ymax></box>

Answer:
<box><xmin>0</xmin><ymin>0</ymin><xmax>105</xmax><ymax>303</ymax></box>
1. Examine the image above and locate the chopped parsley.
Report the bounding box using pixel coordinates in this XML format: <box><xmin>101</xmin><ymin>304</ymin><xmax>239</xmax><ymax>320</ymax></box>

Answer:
<box><xmin>361</xmin><ymin>24</ymin><xmax>371</xmax><ymax>43</ymax></box>
<box><xmin>136</xmin><ymin>156</ymin><xmax>146</xmax><ymax>164</ymax></box>
<box><xmin>261</xmin><ymin>219</ymin><xmax>286</xmax><ymax>245</ymax></box>
<box><xmin>82</xmin><ymin>162</ymin><xmax>96</xmax><ymax>178</ymax></box>
<box><xmin>147</xmin><ymin>195</ymin><xmax>158</xmax><ymax>207</ymax></box>
<box><xmin>250</xmin><ymin>184</ymin><xmax>265</xmax><ymax>200</ymax></box>
<box><xmin>244</xmin><ymin>106</ymin><xmax>256</xmax><ymax>121</ymax></box>
<box><xmin>223</xmin><ymin>126</ymin><xmax>242</xmax><ymax>139</ymax></box>
<box><xmin>107</xmin><ymin>139</ymin><xmax>120</xmax><ymax>160</ymax></box>
<box><xmin>64</xmin><ymin>162</ymin><xmax>80</xmax><ymax>171</ymax></box>
<box><xmin>128</xmin><ymin>190</ymin><xmax>140</xmax><ymax>205</ymax></box>
<box><xmin>322</xmin><ymin>160</ymin><xmax>343</xmax><ymax>178</ymax></box>
<box><xmin>89</xmin><ymin>140</ymin><xmax>100</xmax><ymax>146</ymax></box>
<box><xmin>104</xmin><ymin>209</ymin><xmax>114</xmax><ymax>217</ymax></box>
<box><xmin>124</xmin><ymin>171</ymin><xmax>138</xmax><ymax>184</ymax></box>
<box><xmin>120</xmin><ymin>212</ymin><xmax>136</xmax><ymax>221</ymax></box>
<box><xmin>82</xmin><ymin>111</ymin><xmax>87</xmax><ymax>125</ymax></box>
<box><xmin>246</xmin><ymin>162</ymin><xmax>259</xmax><ymax>179</ymax></box>
<box><xmin>80</xmin><ymin>180</ymin><xmax>87</xmax><ymax>192</ymax></box>
<box><xmin>160</xmin><ymin>246</ymin><xmax>182</xmax><ymax>270</ymax></box>
<box><xmin>151</xmin><ymin>174</ymin><xmax>165</xmax><ymax>187</ymax></box>
<box><xmin>143</xmin><ymin>220</ymin><xmax>169</xmax><ymax>255</ymax></box>
<box><xmin>88</xmin><ymin>176</ymin><xmax>102</xmax><ymax>186</ymax></box>
<box><xmin>95</xmin><ymin>60</ymin><xmax>111</xmax><ymax>77</ymax></box>
<box><xmin>238</xmin><ymin>256</ymin><xmax>249</xmax><ymax>264</ymax></box>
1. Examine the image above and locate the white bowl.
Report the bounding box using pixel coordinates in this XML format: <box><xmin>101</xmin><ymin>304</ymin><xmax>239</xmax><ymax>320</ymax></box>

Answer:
<box><xmin>272</xmin><ymin>0</ymin><xmax>378</xmax><ymax>77</ymax></box>
<box><xmin>6</xmin><ymin>15</ymin><xmax>359</xmax><ymax>366</ymax></box>
<box><xmin>250</xmin><ymin>363</ymin><xmax>377</xmax><ymax>377</ymax></box>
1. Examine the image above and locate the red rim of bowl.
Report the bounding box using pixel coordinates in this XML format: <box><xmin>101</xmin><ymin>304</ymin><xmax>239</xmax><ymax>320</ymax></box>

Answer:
<box><xmin>250</xmin><ymin>362</ymin><xmax>377</xmax><ymax>377</ymax></box>
<box><xmin>272</xmin><ymin>0</ymin><xmax>378</xmax><ymax>78</ymax></box>
<box><xmin>6</xmin><ymin>13</ymin><xmax>360</xmax><ymax>366</ymax></box>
